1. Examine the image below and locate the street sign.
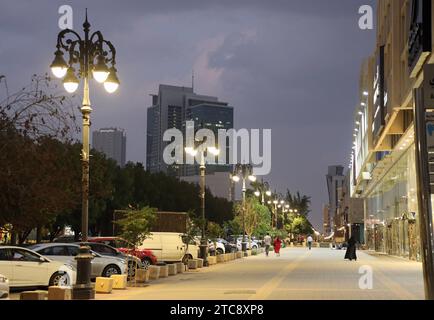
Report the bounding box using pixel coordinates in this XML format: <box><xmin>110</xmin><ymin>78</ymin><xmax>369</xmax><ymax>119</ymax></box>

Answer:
<box><xmin>424</xmin><ymin>64</ymin><xmax>434</xmax><ymax>109</ymax></box>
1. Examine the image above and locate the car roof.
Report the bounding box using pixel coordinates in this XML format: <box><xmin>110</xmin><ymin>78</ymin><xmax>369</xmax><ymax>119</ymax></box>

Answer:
<box><xmin>29</xmin><ymin>243</ymin><xmax>79</xmax><ymax>248</ymax></box>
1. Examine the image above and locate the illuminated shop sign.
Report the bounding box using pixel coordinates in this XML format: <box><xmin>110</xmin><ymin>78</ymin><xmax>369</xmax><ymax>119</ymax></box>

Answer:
<box><xmin>408</xmin><ymin>0</ymin><xmax>432</xmax><ymax>75</ymax></box>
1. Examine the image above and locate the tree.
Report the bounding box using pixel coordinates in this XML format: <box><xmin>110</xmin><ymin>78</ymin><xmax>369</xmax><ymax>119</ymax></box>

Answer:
<box><xmin>286</xmin><ymin>190</ymin><xmax>311</xmax><ymax>217</ymax></box>
<box><xmin>233</xmin><ymin>197</ymin><xmax>271</xmax><ymax>247</ymax></box>
<box><xmin>114</xmin><ymin>206</ymin><xmax>157</xmax><ymax>249</ymax></box>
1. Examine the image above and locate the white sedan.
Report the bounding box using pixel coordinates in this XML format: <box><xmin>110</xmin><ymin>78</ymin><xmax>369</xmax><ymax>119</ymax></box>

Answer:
<box><xmin>0</xmin><ymin>246</ymin><xmax>76</xmax><ymax>288</ymax></box>
<box><xmin>0</xmin><ymin>273</ymin><xmax>9</xmax><ymax>299</ymax></box>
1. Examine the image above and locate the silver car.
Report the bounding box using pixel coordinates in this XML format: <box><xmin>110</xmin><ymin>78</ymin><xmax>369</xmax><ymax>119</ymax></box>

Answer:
<box><xmin>0</xmin><ymin>273</ymin><xmax>9</xmax><ymax>300</ymax></box>
<box><xmin>29</xmin><ymin>243</ymin><xmax>126</xmax><ymax>278</ymax></box>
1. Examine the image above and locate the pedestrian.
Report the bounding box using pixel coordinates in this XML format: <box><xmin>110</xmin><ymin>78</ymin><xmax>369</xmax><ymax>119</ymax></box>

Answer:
<box><xmin>307</xmin><ymin>235</ymin><xmax>313</xmax><ymax>250</ymax></box>
<box><xmin>344</xmin><ymin>236</ymin><xmax>357</xmax><ymax>261</ymax></box>
<box><xmin>264</xmin><ymin>233</ymin><xmax>272</xmax><ymax>257</ymax></box>
<box><xmin>274</xmin><ymin>236</ymin><xmax>282</xmax><ymax>257</ymax></box>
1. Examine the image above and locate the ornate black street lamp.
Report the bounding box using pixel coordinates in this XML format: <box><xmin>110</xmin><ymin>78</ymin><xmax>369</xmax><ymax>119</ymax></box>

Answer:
<box><xmin>49</xmin><ymin>10</ymin><xmax>119</xmax><ymax>300</ymax></box>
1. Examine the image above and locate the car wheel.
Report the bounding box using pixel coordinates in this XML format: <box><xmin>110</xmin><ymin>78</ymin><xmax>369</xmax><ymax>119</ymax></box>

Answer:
<box><xmin>142</xmin><ymin>257</ymin><xmax>152</xmax><ymax>269</ymax></box>
<box><xmin>182</xmin><ymin>254</ymin><xmax>193</xmax><ymax>264</ymax></box>
<box><xmin>102</xmin><ymin>264</ymin><xmax>121</xmax><ymax>277</ymax></box>
<box><xmin>49</xmin><ymin>272</ymin><xmax>69</xmax><ymax>287</ymax></box>
<box><xmin>216</xmin><ymin>248</ymin><xmax>224</xmax><ymax>255</ymax></box>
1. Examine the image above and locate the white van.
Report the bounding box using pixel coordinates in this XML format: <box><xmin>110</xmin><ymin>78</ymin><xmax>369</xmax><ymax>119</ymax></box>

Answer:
<box><xmin>138</xmin><ymin>232</ymin><xmax>199</xmax><ymax>263</ymax></box>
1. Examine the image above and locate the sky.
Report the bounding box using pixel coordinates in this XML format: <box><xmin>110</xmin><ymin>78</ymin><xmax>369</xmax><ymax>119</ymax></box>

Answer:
<box><xmin>0</xmin><ymin>0</ymin><xmax>376</xmax><ymax>231</ymax></box>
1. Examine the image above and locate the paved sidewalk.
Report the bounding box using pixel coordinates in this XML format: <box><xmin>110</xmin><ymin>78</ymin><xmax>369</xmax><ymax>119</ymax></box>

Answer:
<box><xmin>93</xmin><ymin>248</ymin><xmax>424</xmax><ymax>300</ymax></box>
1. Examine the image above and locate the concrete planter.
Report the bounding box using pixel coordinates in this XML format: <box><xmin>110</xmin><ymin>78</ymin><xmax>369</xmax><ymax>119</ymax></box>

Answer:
<box><xmin>196</xmin><ymin>258</ymin><xmax>204</xmax><ymax>268</ymax></box>
<box><xmin>48</xmin><ymin>286</ymin><xmax>72</xmax><ymax>300</ymax></box>
<box><xmin>148</xmin><ymin>265</ymin><xmax>160</xmax><ymax>280</ymax></box>
<box><xmin>188</xmin><ymin>259</ymin><xmax>198</xmax><ymax>269</ymax></box>
<box><xmin>176</xmin><ymin>262</ymin><xmax>185</xmax><ymax>273</ymax></box>
<box><xmin>168</xmin><ymin>264</ymin><xmax>177</xmax><ymax>275</ymax></box>
<box><xmin>111</xmin><ymin>274</ymin><xmax>128</xmax><ymax>289</ymax></box>
<box><xmin>236</xmin><ymin>251</ymin><xmax>243</xmax><ymax>259</ymax></box>
<box><xmin>135</xmin><ymin>268</ymin><xmax>150</xmax><ymax>283</ymax></box>
<box><xmin>208</xmin><ymin>256</ymin><xmax>217</xmax><ymax>265</ymax></box>
<box><xmin>95</xmin><ymin>277</ymin><xmax>114</xmax><ymax>294</ymax></box>
<box><xmin>159</xmin><ymin>265</ymin><xmax>169</xmax><ymax>278</ymax></box>
<box><xmin>217</xmin><ymin>254</ymin><xmax>225</xmax><ymax>263</ymax></box>
<box><xmin>20</xmin><ymin>290</ymin><xmax>47</xmax><ymax>300</ymax></box>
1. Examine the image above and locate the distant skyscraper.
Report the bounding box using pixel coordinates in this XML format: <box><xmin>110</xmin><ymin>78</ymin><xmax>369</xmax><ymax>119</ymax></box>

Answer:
<box><xmin>146</xmin><ymin>84</ymin><xmax>234</xmax><ymax>176</ymax></box>
<box><xmin>326</xmin><ymin>165</ymin><xmax>345</xmax><ymax>234</ymax></box>
<box><xmin>92</xmin><ymin>128</ymin><xmax>126</xmax><ymax>167</ymax></box>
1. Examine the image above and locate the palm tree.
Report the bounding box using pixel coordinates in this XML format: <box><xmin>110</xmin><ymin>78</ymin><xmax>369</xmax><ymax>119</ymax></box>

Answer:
<box><xmin>286</xmin><ymin>190</ymin><xmax>311</xmax><ymax>216</ymax></box>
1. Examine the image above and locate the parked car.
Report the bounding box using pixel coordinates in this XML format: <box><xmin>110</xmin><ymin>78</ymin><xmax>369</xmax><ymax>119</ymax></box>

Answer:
<box><xmin>236</xmin><ymin>237</ymin><xmax>259</xmax><ymax>250</ymax></box>
<box><xmin>207</xmin><ymin>239</ymin><xmax>226</xmax><ymax>255</ymax></box>
<box><xmin>79</xmin><ymin>242</ymin><xmax>143</xmax><ymax>276</ymax></box>
<box><xmin>217</xmin><ymin>238</ymin><xmax>237</xmax><ymax>253</ymax></box>
<box><xmin>29</xmin><ymin>243</ymin><xmax>125</xmax><ymax>278</ymax></box>
<box><xmin>0</xmin><ymin>273</ymin><xmax>10</xmax><ymax>300</ymax></box>
<box><xmin>0</xmin><ymin>246</ymin><xmax>76</xmax><ymax>288</ymax></box>
<box><xmin>139</xmin><ymin>232</ymin><xmax>199</xmax><ymax>263</ymax></box>
<box><xmin>88</xmin><ymin>237</ymin><xmax>157</xmax><ymax>268</ymax></box>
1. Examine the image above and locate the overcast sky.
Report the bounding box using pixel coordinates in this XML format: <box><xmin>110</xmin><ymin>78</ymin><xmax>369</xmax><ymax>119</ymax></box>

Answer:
<box><xmin>0</xmin><ymin>0</ymin><xmax>376</xmax><ymax>230</ymax></box>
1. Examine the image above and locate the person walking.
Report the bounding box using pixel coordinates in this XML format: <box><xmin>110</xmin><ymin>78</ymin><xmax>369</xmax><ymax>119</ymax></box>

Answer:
<box><xmin>344</xmin><ymin>236</ymin><xmax>357</xmax><ymax>261</ymax></box>
<box><xmin>264</xmin><ymin>233</ymin><xmax>272</xmax><ymax>257</ymax></box>
<box><xmin>274</xmin><ymin>236</ymin><xmax>282</xmax><ymax>257</ymax></box>
<box><xmin>307</xmin><ymin>235</ymin><xmax>313</xmax><ymax>250</ymax></box>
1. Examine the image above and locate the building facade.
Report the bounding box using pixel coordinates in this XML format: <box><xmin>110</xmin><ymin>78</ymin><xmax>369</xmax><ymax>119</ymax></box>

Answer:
<box><xmin>326</xmin><ymin>165</ymin><xmax>346</xmax><ymax>240</ymax></box>
<box><xmin>348</xmin><ymin>0</ymin><xmax>434</xmax><ymax>260</ymax></box>
<box><xmin>92</xmin><ymin>128</ymin><xmax>126</xmax><ymax>167</ymax></box>
<box><xmin>146</xmin><ymin>84</ymin><xmax>234</xmax><ymax>198</ymax></box>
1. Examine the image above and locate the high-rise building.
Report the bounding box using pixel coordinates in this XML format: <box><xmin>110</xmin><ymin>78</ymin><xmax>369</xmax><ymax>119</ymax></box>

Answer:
<box><xmin>92</xmin><ymin>128</ymin><xmax>126</xmax><ymax>167</ymax></box>
<box><xmin>146</xmin><ymin>84</ymin><xmax>234</xmax><ymax>177</ymax></box>
<box><xmin>325</xmin><ymin>165</ymin><xmax>345</xmax><ymax>239</ymax></box>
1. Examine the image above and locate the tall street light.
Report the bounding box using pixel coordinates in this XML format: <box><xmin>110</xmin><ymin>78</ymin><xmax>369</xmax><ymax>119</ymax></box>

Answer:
<box><xmin>254</xmin><ymin>180</ymin><xmax>271</xmax><ymax>205</ymax></box>
<box><xmin>185</xmin><ymin>145</ymin><xmax>220</xmax><ymax>267</ymax></box>
<box><xmin>232</xmin><ymin>164</ymin><xmax>256</xmax><ymax>256</ymax></box>
<box><xmin>49</xmin><ymin>10</ymin><xmax>119</xmax><ymax>300</ymax></box>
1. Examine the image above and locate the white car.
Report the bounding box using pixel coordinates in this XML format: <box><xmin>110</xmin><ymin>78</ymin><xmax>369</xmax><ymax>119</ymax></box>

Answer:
<box><xmin>207</xmin><ymin>239</ymin><xmax>226</xmax><ymax>255</ymax></box>
<box><xmin>236</xmin><ymin>238</ymin><xmax>259</xmax><ymax>251</ymax></box>
<box><xmin>0</xmin><ymin>273</ymin><xmax>9</xmax><ymax>300</ymax></box>
<box><xmin>0</xmin><ymin>246</ymin><xmax>76</xmax><ymax>288</ymax></box>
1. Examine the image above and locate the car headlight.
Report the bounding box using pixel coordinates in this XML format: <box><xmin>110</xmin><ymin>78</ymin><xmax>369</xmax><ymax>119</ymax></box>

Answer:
<box><xmin>0</xmin><ymin>276</ymin><xmax>8</xmax><ymax>283</ymax></box>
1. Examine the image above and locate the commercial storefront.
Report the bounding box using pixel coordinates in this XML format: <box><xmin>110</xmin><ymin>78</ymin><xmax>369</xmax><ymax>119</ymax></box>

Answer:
<box><xmin>364</xmin><ymin>144</ymin><xmax>420</xmax><ymax>261</ymax></box>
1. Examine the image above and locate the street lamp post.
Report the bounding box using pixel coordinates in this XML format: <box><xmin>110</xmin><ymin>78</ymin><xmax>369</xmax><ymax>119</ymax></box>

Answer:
<box><xmin>185</xmin><ymin>146</ymin><xmax>220</xmax><ymax>267</ymax></box>
<box><xmin>232</xmin><ymin>164</ymin><xmax>256</xmax><ymax>257</ymax></box>
<box><xmin>49</xmin><ymin>10</ymin><xmax>119</xmax><ymax>300</ymax></box>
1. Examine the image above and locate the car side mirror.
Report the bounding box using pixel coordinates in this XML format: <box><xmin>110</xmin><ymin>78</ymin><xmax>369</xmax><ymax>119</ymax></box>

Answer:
<box><xmin>39</xmin><ymin>257</ymin><xmax>47</xmax><ymax>263</ymax></box>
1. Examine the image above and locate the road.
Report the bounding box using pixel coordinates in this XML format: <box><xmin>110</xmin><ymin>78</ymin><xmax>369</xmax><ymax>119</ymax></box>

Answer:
<box><xmin>93</xmin><ymin>247</ymin><xmax>424</xmax><ymax>300</ymax></box>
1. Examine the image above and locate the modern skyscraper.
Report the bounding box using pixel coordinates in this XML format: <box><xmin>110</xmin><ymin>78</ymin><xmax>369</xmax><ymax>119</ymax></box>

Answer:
<box><xmin>92</xmin><ymin>128</ymin><xmax>126</xmax><ymax>167</ymax></box>
<box><xmin>326</xmin><ymin>165</ymin><xmax>345</xmax><ymax>236</ymax></box>
<box><xmin>146</xmin><ymin>84</ymin><xmax>234</xmax><ymax>176</ymax></box>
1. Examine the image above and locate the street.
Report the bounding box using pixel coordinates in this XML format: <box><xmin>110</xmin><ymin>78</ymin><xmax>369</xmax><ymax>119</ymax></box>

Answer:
<box><xmin>87</xmin><ymin>248</ymin><xmax>424</xmax><ymax>300</ymax></box>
